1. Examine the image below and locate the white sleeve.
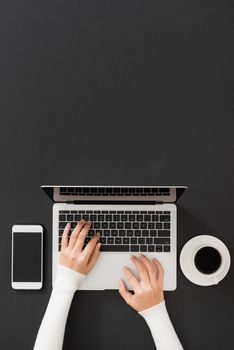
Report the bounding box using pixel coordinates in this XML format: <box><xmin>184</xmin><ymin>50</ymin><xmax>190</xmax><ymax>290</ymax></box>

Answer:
<box><xmin>139</xmin><ymin>301</ymin><xmax>183</xmax><ymax>350</ymax></box>
<box><xmin>33</xmin><ymin>264</ymin><xmax>85</xmax><ymax>350</ymax></box>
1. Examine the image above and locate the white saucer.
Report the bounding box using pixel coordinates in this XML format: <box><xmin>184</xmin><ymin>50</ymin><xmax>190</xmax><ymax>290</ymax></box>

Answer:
<box><xmin>180</xmin><ymin>235</ymin><xmax>231</xmax><ymax>286</ymax></box>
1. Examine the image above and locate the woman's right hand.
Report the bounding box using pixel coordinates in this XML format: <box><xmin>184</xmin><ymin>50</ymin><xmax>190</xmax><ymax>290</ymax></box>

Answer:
<box><xmin>60</xmin><ymin>220</ymin><xmax>101</xmax><ymax>275</ymax></box>
<box><xmin>119</xmin><ymin>254</ymin><xmax>164</xmax><ymax>312</ymax></box>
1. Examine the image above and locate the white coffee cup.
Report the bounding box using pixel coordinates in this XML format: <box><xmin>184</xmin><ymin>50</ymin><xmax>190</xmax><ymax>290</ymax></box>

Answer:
<box><xmin>180</xmin><ymin>235</ymin><xmax>231</xmax><ymax>286</ymax></box>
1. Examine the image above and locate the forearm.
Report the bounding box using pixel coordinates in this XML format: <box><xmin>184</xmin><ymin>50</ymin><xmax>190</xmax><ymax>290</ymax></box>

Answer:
<box><xmin>139</xmin><ymin>301</ymin><xmax>183</xmax><ymax>350</ymax></box>
<box><xmin>33</xmin><ymin>265</ymin><xmax>85</xmax><ymax>350</ymax></box>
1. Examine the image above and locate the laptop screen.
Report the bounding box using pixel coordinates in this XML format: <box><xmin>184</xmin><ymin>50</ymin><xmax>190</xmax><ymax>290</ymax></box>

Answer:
<box><xmin>41</xmin><ymin>186</ymin><xmax>187</xmax><ymax>203</ymax></box>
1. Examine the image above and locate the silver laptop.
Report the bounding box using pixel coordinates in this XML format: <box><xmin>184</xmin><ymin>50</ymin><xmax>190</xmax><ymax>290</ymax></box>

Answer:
<box><xmin>41</xmin><ymin>185</ymin><xmax>187</xmax><ymax>291</ymax></box>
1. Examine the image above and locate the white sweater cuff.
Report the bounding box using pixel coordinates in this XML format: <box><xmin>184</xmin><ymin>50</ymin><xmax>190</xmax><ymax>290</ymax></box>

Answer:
<box><xmin>54</xmin><ymin>264</ymin><xmax>86</xmax><ymax>292</ymax></box>
<box><xmin>138</xmin><ymin>301</ymin><xmax>183</xmax><ymax>350</ymax></box>
<box><xmin>138</xmin><ymin>300</ymin><xmax>168</xmax><ymax>321</ymax></box>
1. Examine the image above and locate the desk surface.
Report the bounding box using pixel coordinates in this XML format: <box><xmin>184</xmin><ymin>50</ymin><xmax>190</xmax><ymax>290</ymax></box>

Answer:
<box><xmin>0</xmin><ymin>0</ymin><xmax>233</xmax><ymax>349</ymax></box>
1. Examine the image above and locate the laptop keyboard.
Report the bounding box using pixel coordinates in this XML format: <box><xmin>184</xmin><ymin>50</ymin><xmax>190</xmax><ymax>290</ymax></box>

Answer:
<box><xmin>58</xmin><ymin>210</ymin><xmax>171</xmax><ymax>253</ymax></box>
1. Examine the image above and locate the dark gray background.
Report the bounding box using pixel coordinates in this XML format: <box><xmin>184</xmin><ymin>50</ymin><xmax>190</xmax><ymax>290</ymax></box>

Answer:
<box><xmin>0</xmin><ymin>0</ymin><xmax>233</xmax><ymax>349</ymax></box>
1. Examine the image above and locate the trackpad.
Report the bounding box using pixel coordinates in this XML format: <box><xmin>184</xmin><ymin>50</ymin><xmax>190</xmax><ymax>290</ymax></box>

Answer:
<box><xmin>87</xmin><ymin>253</ymin><xmax>137</xmax><ymax>289</ymax></box>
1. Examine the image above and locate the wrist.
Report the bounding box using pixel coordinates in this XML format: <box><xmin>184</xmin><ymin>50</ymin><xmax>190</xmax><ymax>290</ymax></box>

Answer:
<box><xmin>54</xmin><ymin>264</ymin><xmax>86</xmax><ymax>292</ymax></box>
<box><xmin>138</xmin><ymin>300</ymin><xmax>167</xmax><ymax>320</ymax></box>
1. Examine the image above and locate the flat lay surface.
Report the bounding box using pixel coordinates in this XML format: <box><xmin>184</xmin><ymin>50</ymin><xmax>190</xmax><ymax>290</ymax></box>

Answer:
<box><xmin>0</xmin><ymin>0</ymin><xmax>233</xmax><ymax>349</ymax></box>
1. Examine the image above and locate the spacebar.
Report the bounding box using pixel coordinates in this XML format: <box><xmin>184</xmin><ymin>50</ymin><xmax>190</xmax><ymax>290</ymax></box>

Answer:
<box><xmin>100</xmin><ymin>245</ymin><xmax>129</xmax><ymax>252</ymax></box>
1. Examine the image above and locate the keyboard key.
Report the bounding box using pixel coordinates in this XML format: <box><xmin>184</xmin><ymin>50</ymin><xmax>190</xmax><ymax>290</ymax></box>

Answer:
<box><xmin>101</xmin><ymin>245</ymin><xmax>129</xmax><ymax>252</ymax></box>
<box><xmin>137</xmin><ymin>215</ymin><xmax>143</xmax><ymax>221</ymax></box>
<box><xmin>123</xmin><ymin>238</ymin><xmax>130</xmax><ymax>244</ymax></box>
<box><xmin>110</xmin><ymin>222</ymin><xmax>116</xmax><ymax>229</ymax></box>
<box><xmin>133</xmin><ymin>222</ymin><xmax>139</xmax><ymax>229</ymax></box>
<box><xmin>164</xmin><ymin>245</ymin><xmax>171</xmax><ymax>252</ymax></box>
<box><xmin>140</xmin><ymin>223</ymin><xmax>147</xmax><ymax>229</ymax></box>
<box><xmin>142</xmin><ymin>230</ymin><xmax>149</xmax><ymax>237</ymax></box>
<box><xmin>103</xmin><ymin>230</ymin><xmax>110</xmax><ymax>236</ymax></box>
<box><xmin>125</xmin><ymin>222</ymin><xmax>131</xmax><ymax>229</ymax></box>
<box><xmin>59</xmin><ymin>222</ymin><xmax>67</xmax><ymax>229</ymax></box>
<box><xmin>146</xmin><ymin>238</ymin><xmax>153</xmax><ymax>244</ymax></box>
<box><xmin>134</xmin><ymin>230</ymin><xmax>141</xmax><ymax>237</ymax></box>
<box><xmin>84</xmin><ymin>237</ymin><xmax>91</xmax><ymax>244</ymax></box>
<box><xmin>115</xmin><ymin>237</ymin><xmax>122</xmax><ymax>244</ymax></box>
<box><xmin>102</xmin><ymin>222</ymin><xmax>108</xmax><ymax>229</ymax></box>
<box><xmin>88</xmin><ymin>229</ymin><xmax>95</xmax><ymax>236</ymax></box>
<box><xmin>158</xmin><ymin>230</ymin><xmax>170</xmax><ymax>237</ymax></box>
<box><xmin>94</xmin><ymin>222</ymin><xmax>101</xmax><ymax>229</ymax></box>
<box><xmin>154</xmin><ymin>238</ymin><xmax>170</xmax><ymax>244</ymax></box>
<box><xmin>71</xmin><ymin>222</ymin><xmax>77</xmax><ymax>229</ymax></box>
<box><xmin>160</xmin><ymin>215</ymin><xmax>170</xmax><ymax>222</ymax></box>
<box><xmin>119</xmin><ymin>230</ymin><xmax>126</xmax><ymax>237</ymax></box>
<box><xmin>131</xmin><ymin>245</ymin><xmax>139</xmax><ymax>252</ymax></box>
<box><xmin>140</xmin><ymin>245</ymin><xmax>147</xmax><ymax>252</ymax></box>
<box><xmin>156</xmin><ymin>223</ymin><xmax>162</xmax><ymax>229</ymax></box>
<box><xmin>164</xmin><ymin>223</ymin><xmax>171</xmax><ymax>229</ymax></box>
<box><xmin>129</xmin><ymin>215</ymin><xmax>135</xmax><ymax>221</ymax></box>
<box><xmin>152</xmin><ymin>215</ymin><xmax>159</xmax><ymax>221</ymax></box>
<box><xmin>148</xmin><ymin>245</ymin><xmax>155</xmax><ymax>252</ymax></box>
<box><xmin>107</xmin><ymin>237</ymin><xmax>114</xmax><ymax>244</ymax></box>
<box><xmin>67</xmin><ymin>215</ymin><xmax>73</xmax><ymax>221</ymax></box>
<box><xmin>150</xmin><ymin>230</ymin><xmax>157</xmax><ymax>237</ymax></box>
<box><xmin>156</xmin><ymin>245</ymin><xmax>162</xmax><ymax>252</ymax></box>
<box><xmin>106</xmin><ymin>215</ymin><xmax>112</xmax><ymax>221</ymax></box>
<box><xmin>90</xmin><ymin>214</ymin><xmax>97</xmax><ymax>221</ymax></box>
<box><xmin>59</xmin><ymin>215</ymin><xmax>66</xmax><ymax>221</ymax></box>
<box><xmin>117</xmin><ymin>222</ymin><xmax>124</xmax><ymax>229</ymax></box>
<box><xmin>127</xmin><ymin>230</ymin><xmax>133</xmax><ymax>237</ymax></box>
<box><xmin>144</xmin><ymin>215</ymin><xmax>151</xmax><ymax>221</ymax></box>
<box><xmin>75</xmin><ymin>214</ymin><xmax>81</xmax><ymax>221</ymax></box>
<box><xmin>113</xmin><ymin>215</ymin><xmax>120</xmax><ymax>221</ymax></box>
<box><xmin>121</xmin><ymin>215</ymin><xmax>128</xmax><ymax>221</ymax></box>
<box><xmin>98</xmin><ymin>215</ymin><xmax>104</xmax><ymax>221</ymax></box>
<box><xmin>130</xmin><ymin>238</ymin><xmax>137</xmax><ymax>244</ymax></box>
<box><xmin>111</xmin><ymin>230</ymin><xmax>118</xmax><ymax>236</ymax></box>
<box><xmin>148</xmin><ymin>223</ymin><xmax>155</xmax><ymax>229</ymax></box>
<box><xmin>100</xmin><ymin>237</ymin><xmax>106</xmax><ymax>244</ymax></box>
<box><xmin>139</xmin><ymin>238</ymin><xmax>145</xmax><ymax>244</ymax></box>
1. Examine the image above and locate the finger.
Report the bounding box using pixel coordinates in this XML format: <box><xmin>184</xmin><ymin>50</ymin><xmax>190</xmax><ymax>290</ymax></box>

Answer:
<box><xmin>87</xmin><ymin>242</ymin><xmax>101</xmax><ymax>271</ymax></box>
<box><xmin>82</xmin><ymin>233</ymin><xmax>100</xmax><ymax>261</ymax></box>
<box><xmin>119</xmin><ymin>279</ymin><xmax>133</xmax><ymax>305</ymax></box>
<box><xmin>69</xmin><ymin>219</ymin><xmax>86</xmax><ymax>249</ymax></box>
<box><xmin>131</xmin><ymin>255</ymin><xmax>149</xmax><ymax>284</ymax></box>
<box><xmin>153</xmin><ymin>258</ymin><xmax>164</xmax><ymax>282</ymax></box>
<box><xmin>61</xmin><ymin>223</ymin><xmax>70</xmax><ymax>249</ymax></box>
<box><xmin>139</xmin><ymin>254</ymin><xmax>157</xmax><ymax>286</ymax></box>
<box><xmin>123</xmin><ymin>266</ymin><xmax>139</xmax><ymax>291</ymax></box>
<box><xmin>74</xmin><ymin>220</ymin><xmax>92</xmax><ymax>251</ymax></box>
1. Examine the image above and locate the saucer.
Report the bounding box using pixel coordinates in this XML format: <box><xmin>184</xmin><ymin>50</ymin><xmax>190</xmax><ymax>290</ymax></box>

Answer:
<box><xmin>179</xmin><ymin>235</ymin><xmax>231</xmax><ymax>286</ymax></box>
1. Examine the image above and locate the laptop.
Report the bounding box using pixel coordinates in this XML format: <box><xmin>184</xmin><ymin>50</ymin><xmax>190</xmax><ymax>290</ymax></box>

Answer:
<box><xmin>41</xmin><ymin>185</ymin><xmax>187</xmax><ymax>291</ymax></box>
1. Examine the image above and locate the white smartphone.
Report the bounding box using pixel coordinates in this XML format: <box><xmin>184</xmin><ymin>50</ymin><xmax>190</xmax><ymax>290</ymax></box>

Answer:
<box><xmin>11</xmin><ymin>225</ymin><xmax>43</xmax><ymax>290</ymax></box>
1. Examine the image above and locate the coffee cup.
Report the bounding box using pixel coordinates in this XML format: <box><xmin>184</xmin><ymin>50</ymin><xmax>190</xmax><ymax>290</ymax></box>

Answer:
<box><xmin>180</xmin><ymin>235</ymin><xmax>231</xmax><ymax>286</ymax></box>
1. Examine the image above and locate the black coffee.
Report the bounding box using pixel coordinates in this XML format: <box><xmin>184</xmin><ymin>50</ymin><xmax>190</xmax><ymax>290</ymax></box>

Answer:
<box><xmin>194</xmin><ymin>246</ymin><xmax>222</xmax><ymax>274</ymax></box>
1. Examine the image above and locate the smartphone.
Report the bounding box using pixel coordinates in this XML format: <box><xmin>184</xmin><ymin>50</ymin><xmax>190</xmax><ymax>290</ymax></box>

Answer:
<box><xmin>11</xmin><ymin>225</ymin><xmax>43</xmax><ymax>290</ymax></box>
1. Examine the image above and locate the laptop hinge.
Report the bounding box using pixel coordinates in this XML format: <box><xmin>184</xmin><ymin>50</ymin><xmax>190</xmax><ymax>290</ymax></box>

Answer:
<box><xmin>65</xmin><ymin>200</ymin><xmax>164</xmax><ymax>205</ymax></box>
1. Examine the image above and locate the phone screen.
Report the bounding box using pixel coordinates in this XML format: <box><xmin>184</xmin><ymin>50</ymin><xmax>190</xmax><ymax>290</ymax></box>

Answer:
<box><xmin>13</xmin><ymin>232</ymin><xmax>42</xmax><ymax>282</ymax></box>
